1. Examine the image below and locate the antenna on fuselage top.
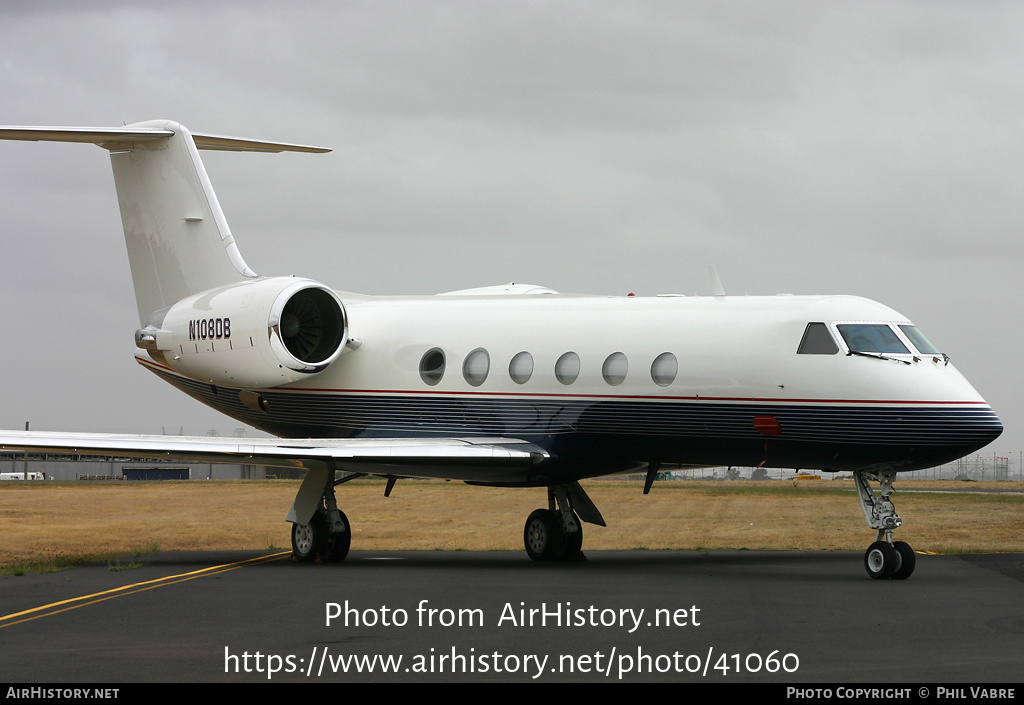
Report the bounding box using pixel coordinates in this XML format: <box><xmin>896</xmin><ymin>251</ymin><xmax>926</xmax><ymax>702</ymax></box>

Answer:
<box><xmin>709</xmin><ymin>265</ymin><xmax>726</xmax><ymax>297</ymax></box>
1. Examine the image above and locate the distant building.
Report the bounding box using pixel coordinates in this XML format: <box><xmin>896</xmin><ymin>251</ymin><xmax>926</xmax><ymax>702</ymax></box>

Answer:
<box><xmin>0</xmin><ymin>452</ymin><xmax>266</xmax><ymax>481</ymax></box>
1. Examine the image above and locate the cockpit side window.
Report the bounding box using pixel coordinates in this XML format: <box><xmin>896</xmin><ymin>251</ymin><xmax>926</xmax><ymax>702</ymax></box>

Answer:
<box><xmin>797</xmin><ymin>322</ymin><xmax>839</xmax><ymax>355</ymax></box>
<box><xmin>899</xmin><ymin>325</ymin><xmax>941</xmax><ymax>355</ymax></box>
<box><xmin>837</xmin><ymin>324</ymin><xmax>910</xmax><ymax>354</ymax></box>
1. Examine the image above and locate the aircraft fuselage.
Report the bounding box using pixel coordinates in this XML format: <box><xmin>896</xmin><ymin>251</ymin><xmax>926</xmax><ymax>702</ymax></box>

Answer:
<box><xmin>139</xmin><ymin>289</ymin><xmax>1001</xmax><ymax>485</ymax></box>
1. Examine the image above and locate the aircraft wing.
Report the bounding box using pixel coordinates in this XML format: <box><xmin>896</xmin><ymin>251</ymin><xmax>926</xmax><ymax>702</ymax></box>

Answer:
<box><xmin>0</xmin><ymin>431</ymin><xmax>549</xmax><ymax>482</ymax></box>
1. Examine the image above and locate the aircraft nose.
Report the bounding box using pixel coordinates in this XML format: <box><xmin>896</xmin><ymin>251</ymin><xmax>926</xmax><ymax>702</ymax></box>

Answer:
<box><xmin>978</xmin><ymin>406</ymin><xmax>1003</xmax><ymax>445</ymax></box>
<box><xmin>936</xmin><ymin>404</ymin><xmax>1003</xmax><ymax>462</ymax></box>
<box><xmin>905</xmin><ymin>371</ymin><xmax>1002</xmax><ymax>459</ymax></box>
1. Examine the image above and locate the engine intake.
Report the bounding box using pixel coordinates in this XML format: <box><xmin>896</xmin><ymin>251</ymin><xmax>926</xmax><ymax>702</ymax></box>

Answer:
<box><xmin>269</xmin><ymin>281</ymin><xmax>348</xmax><ymax>372</ymax></box>
<box><xmin>140</xmin><ymin>277</ymin><xmax>349</xmax><ymax>387</ymax></box>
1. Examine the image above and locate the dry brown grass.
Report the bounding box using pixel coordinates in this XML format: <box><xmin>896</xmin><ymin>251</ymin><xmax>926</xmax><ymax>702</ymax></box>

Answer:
<box><xmin>2</xmin><ymin>478</ymin><xmax>1022</xmax><ymax>569</ymax></box>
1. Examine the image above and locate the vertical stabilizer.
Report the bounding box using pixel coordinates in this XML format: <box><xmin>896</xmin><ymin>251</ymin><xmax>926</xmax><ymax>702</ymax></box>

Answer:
<box><xmin>110</xmin><ymin>120</ymin><xmax>255</xmax><ymax>323</ymax></box>
<box><xmin>0</xmin><ymin>120</ymin><xmax>330</xmax><ymax>325</ymax></box>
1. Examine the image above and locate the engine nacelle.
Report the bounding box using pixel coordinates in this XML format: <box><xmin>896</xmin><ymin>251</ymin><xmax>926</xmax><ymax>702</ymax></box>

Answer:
<box><xmin>137</xmin><ymin>277</ymin><xmax>349</xmax><ymax>388</ymax></box>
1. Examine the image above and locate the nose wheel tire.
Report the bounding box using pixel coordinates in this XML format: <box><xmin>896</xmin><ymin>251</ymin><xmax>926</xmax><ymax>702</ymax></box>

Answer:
<box><xmin>864</xmin><ymin>541</ymin><xmax>896</xmax><ymax>579</ymax></box>
<box><xmin>890</xmin><ymin>540</ymin><xmax>916</xmax><ymax>580</ymax></box>
<box><xmin>864</xmin><ymin>540</ymin><xmax>916</xmax><ymax>579</ymax></box>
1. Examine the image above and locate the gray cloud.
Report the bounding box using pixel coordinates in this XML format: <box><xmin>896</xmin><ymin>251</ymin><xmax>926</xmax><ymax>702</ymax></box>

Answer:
<box><xmin>0</xmin><ymin>1</ymin><xmax>1018</xmax><ymax>460</ymax></box>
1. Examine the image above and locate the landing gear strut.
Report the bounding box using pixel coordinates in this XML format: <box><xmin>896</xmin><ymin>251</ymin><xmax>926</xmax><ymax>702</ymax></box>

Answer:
<box><xmin>289</xmin><ymin>466</ymin><xmax>354</xmax><ymax>563</ymax></box>
<box><xmin>854</xmin><ymin>469</ymin><xmax>915</xmax><ymax>579</ymax></box>
<box><xmin>523</xmin><ymin>483</ymin><xmax>603</xmax><ymax>561</ymax></box>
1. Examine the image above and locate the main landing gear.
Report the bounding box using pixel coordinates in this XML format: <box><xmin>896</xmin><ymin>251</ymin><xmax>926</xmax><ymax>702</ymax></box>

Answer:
<box><xmin>523</xmin><ymin>483</ymin><xmax>605</xmax><ymax>561</ymax></box>
<box><xmin>854</xmin><ymin>469</ymin><xmax>916</xmax><ymax>580</ymax></box>
<box><xmin>291</xmin><ymin>506</ymin><xmax>351</xmax><ymax>563</ymax></box>
<box><xmin>290</xmin><ymin>469</ymin><xmax>354</xmax><ymax>563</ymax></box>
<box><xmin>288</xmin><ymin>466</ymin><xmax>610</xmax><ymax>563</ymax></box>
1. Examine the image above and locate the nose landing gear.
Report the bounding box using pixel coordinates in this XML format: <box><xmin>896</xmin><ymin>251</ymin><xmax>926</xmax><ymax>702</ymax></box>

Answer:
<box><xmin>854</xmin><ymin>469</ymin><xmax>915</xmax><ymax>579</ymax></box>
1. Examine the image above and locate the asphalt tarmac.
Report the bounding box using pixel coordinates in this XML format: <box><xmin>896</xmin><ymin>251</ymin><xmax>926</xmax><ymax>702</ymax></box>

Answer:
<box><xmin>1</xmin><ymin>550</ymin><xmax>1022</xmax><ymax>684</ymax></box>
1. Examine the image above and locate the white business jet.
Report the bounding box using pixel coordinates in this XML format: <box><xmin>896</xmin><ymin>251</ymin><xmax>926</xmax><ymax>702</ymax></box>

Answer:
<box><xmin>0</xmin><ymin>120</ymin><xmax>1002</xmax><ymax>578</ymax></box>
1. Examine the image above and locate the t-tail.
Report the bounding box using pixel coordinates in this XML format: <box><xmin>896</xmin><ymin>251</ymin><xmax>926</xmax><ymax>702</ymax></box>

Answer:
<box><xmin>0</xmin><ymin>121</ymin><xmax>349</xmax><ymax>388</ymax></box>
<box><xmin>0</xmin><ymin>120</ymin><xmax>329</xmax><ymax>323</ymax></box>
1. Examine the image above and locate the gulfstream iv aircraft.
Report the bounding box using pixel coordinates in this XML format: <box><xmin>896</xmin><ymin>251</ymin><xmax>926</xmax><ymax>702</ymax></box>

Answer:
<box><xmin>0</xmin><ymin>120</ymin><xmax>1003</xmax><ymax>579</ymax></box>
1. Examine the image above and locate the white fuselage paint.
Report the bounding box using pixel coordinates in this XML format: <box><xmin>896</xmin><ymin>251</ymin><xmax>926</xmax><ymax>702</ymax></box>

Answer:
<box><xmin>287</xmin><ymin>292</ymin><xmax>978</xmax><ymax>404</ymax></box>
<box><xmin>138</xmin><ymin>289</ymin><xmax>999</xmax><ymax>482</ymax></box>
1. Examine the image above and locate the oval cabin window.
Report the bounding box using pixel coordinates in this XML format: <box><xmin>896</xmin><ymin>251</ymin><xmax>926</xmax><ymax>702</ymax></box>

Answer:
<box><xmin>555</xmin><ymin>352</ymin><xmax>581</xmax><ymax>385</ymax></box>
<box><xmin>419</xmin><ymin>348</ymin><xmax>446</xmax><ymax>385</ymax></box>
<box><xmin>650</xmin><ymin>352</ymin><xmax>677</xmax><ymax>387</ymax></box>
<box><xmin>509</xmin><ymin>351</ymin><xmax>534</xmax><ymax>384</ymax></box>
<box><xmin>463</xmin><ymin>348</ymin><xmax>490</xmax><ymax>387</ymax></box>
<box><xmin>602</xmin><ymin>352</ymin><xmax>628</xmax><ymax>386</ymax></box>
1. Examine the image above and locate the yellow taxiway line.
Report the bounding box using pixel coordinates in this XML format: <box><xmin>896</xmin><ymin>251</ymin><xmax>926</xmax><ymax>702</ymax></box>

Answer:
<box><xmin>0</xmin><ymin>552</ymin><xmax>290</xmax><ymax>629</ymax></box>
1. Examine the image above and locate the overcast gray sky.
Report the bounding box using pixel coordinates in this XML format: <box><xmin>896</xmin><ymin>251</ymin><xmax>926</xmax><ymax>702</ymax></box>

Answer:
<box><xmin>0</xmin><ymin>1</ymin><xmax>1020</xmax><ymax>464</ymax></box>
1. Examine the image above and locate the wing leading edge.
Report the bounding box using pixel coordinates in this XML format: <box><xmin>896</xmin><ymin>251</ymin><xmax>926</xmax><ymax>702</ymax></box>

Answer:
<box><xmin>0</xmin><ymin>431</ymin><xmax>549</xmax><ymax>480</ymax></box>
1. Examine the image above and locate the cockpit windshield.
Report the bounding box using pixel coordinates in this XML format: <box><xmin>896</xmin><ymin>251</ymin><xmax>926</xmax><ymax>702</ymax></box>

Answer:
<box><xmin>898</xmin><ymin>325</ymin><xmax>941</xmax><ymax>355</ymax></box>
<box><xmin>798</xmin><ymin>321</ymin><xmax>944</xmax><ymax>357</ymax></box>
<box><xmin>836</xmin><ymin>324</ymin><xmax>910</xmax><ymax>354</ymax></box>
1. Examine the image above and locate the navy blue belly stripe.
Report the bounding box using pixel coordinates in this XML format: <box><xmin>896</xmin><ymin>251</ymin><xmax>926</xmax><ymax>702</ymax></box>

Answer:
<box><xmin>145</xmin><ymin>366</ymin><xmax>1001</xmax><ymax>449</ymax></box>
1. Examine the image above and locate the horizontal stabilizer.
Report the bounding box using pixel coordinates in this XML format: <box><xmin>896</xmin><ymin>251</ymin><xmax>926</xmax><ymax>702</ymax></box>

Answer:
<box><xmin>0</xmin><ymin>126</ymin><xmax>172</xmax><ymax>145</ymax></box>
<box><xmin>190</xmin><ymin>132</ymin><xmax>331</xmax><ymax>153</ymax></box>
<box><xmin>0</xmin><ymin>125</ymin><xmax>330</xmax><ymax>153</ymax></box>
